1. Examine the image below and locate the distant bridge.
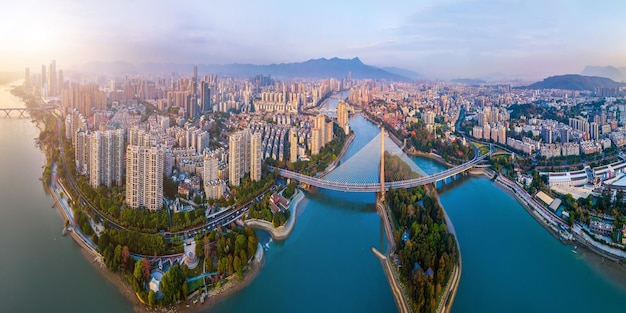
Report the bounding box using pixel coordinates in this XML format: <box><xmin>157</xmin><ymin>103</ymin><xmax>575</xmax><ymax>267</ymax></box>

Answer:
<box><xmin>0</xmin><ymin>105</ymin><xmax>57</xmax><ymax>117</ymax></box>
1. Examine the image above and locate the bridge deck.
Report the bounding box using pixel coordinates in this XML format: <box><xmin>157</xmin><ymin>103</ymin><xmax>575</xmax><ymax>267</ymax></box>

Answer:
<box><xmin>278</xmin><ymin>149</ymin><xmax>491</xmax><ymax>192</ymax></box>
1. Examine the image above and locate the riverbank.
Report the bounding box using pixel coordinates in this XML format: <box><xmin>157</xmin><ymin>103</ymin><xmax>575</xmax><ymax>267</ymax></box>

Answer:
<box><xmin>35</xmin><ymin>111</ymin><xmax>266</xmax><ymax>313</ymax></box>
<box><xmin>490</xmin><ymin>172</ymin><xmax>567</xmax><ymax>242</ymax></box>
<box><xmin>56</xmin><ymin>178</ymin><xmax>267</xmax><ymax>313</ymax></box>
<box><xmin>374</xmin><ymin>200</ymin><xmax>410</xmax><ymax>313</ymax></box>
<box><xmin>408</xmin><ymin>150</ymin><xmax>456</xmax><ymax>168</ymax></box>
<box><xmin>486</xmin><ymin>171</ymin><xmax>626</xmax><ymax>271</ymax></box>
<box><xmin>245</xmin><ymin>189</ymin><xmax>305</xmax><ymax>240</ymax></box>
<box><xmin>434</xmin><ymin>189</ymin><xmax>462</xmax><ymax>313</ymax></box>
<box><xmin>318</xmin><ymin>133</ymin><xmax>355</xmax><ymax>178</ymax></box>
<box><xmin>184</xmin><ymin>246</ymin><xmax>265</xmax><ymax>313</ymax></box>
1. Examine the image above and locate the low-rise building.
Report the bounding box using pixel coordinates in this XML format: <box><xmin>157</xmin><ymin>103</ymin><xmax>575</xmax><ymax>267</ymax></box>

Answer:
<box><xmin>589</xmin><ymin>218</ymin><xmax>613</xmax><ymax>237</ymax></box>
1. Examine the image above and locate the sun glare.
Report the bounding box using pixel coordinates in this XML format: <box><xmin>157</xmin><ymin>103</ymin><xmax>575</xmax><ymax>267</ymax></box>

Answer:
<box><xmin>19</xmin><ymin>27</ymin><xmax>57</xmax><ymax>53</ymax></box>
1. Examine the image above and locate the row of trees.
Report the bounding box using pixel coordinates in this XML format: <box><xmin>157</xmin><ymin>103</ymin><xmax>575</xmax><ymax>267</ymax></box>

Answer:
<box><xmin>75</xmin><ymin>176</ymin><xmax>207</xmax><ymax>233</ymax></box>
<box><xmin>387</xmin><ymin>186</ymin><xmax>458</xmax><ymax>313</ymax></box>
<box><xmin>98</xmin><ymin>228</ymin><xmax>172</xmax><ymax>256</ymax></box>
<box><xmin>231</xmin><ymin>167</ymin><xmax>278</xmax><ymax>205</ymax></box>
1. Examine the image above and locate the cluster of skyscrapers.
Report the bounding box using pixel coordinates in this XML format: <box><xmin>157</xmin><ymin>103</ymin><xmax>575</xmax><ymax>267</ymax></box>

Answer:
<box><xmin>45</xmin><ymin>62</ymin><xmax>355</xmax><ymax>212</ymax></box>
<box><xmin>24</xmin><ymin>60</ymin><xmax>63</xmax><ymax>98</ymax></box>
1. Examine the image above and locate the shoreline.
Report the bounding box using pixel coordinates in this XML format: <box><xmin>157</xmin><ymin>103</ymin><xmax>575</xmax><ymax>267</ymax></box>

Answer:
<box><xmin>433</xmin><ymin>188</ymin><xmax>461</xmax><ymax>313</ymax></box>
<box><xmin>49</xmin><ymin>183</ymin><xmax>151</xmax><ymax>312</ymax></box>
<box><xmin>55</xmin><ymin>184</ymin><xmax>267</xmax><ymax>313</ymax></box>
<box><xmin>39</xmin><ymin>125</ymin><xmax>267</xmax><ymax>313</ymax></box>
<box><xmin>484</xmin><ymin>171</ymin><xmax>626</xmax><ymax>277</ymax></box>
<box><xmin>245</xmin><ymin>188</ymin><xmax>305</xmax><ymax>241</ymax></box>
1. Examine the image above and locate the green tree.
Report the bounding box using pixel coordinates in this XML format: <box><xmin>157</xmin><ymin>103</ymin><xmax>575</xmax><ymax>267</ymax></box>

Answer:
<box><xmin>112</xmin><ymin>244</ymin><xmax>122</xmax><ymax>271</ymax></box>
<box><xmin>161</xmin><ymin>264</ymin><xmax>185</xmax><ymax>304</ymax></box>
<box><xmin>148</xmin><ymin>290</ymin><xmax>157</xmax><ymax>306</ymax></box>
<box><xmin>133</xmin><ymin>259</ymin><xmax>144</xmax><ymax>292</ymax></box>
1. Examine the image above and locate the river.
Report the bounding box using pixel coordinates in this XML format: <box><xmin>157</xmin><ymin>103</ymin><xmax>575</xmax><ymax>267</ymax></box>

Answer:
<box><xmin>412</xmin><ymin>158</ymin><xmax>626</xmax><ymax>312</ymax></box>
<box><xmin>209</xmin><ymin>114</ymin><xmax>396</xmax><ymax>312</ymax></box>
<box><xmin>3</xmin><ymin>81</ymin><xmax>626</xmax><ymax>312</ymax></box>
<box><xmin>0</xmin><ymin>83</ymin><xmax>132</xmax><ymax>312</ymax></box>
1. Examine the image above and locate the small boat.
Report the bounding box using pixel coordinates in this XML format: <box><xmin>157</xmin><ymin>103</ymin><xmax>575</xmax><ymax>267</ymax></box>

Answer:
<box><xmin>572</xmin><ymin>250</ymin><xmax>578</xmax><ymax>254</ymax></box>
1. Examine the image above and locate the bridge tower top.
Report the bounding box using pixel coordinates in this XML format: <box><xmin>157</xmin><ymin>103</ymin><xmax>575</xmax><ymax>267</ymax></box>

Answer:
<box><xmin>380</xmin><ymin>127</ymin><xmax>385</xmax><ymax>199</ymax></box>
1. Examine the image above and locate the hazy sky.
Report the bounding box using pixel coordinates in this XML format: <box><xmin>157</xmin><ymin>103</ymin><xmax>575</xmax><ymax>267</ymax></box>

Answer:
<box><xmin>1</xmin><ymin>0</ymin><xmax>625</xmax><ymax>79</ymax></box>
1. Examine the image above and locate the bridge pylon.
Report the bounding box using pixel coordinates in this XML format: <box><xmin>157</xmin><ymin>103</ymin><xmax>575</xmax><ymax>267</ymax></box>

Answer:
<box><xmin>380</xmin><ymin>127</ymin><xmax>385</xmax><ymax>199</ymax></box>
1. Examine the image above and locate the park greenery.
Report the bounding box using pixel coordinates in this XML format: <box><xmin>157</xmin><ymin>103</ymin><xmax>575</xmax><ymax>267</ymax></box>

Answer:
<box><xmin>74</xmin><ymin>175</ymin><xmax>207</xmax><ymax>234</ymax></box>
<box><xmin>387</xmin><ymin>186</ymin><xmax>459</xmax><ymax>313</ymax></box>
<box><xmin>94</xmin><ymin>225</ymin><xmax>258</xmax><ymax>306</ymax></box>
<box><xmin>248</xmin><ymin>192</ymin><xmax>293</xmax><ymax>227</ymax></box>
<box><xmin>195</xmin><ymin>226</ymin><xmax>258</xmax><ymax>282</ymax></box>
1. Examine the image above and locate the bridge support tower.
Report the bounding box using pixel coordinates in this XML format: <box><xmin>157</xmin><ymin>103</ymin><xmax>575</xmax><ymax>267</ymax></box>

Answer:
<box><xmin>380</xmin><ymin>127</ymin><xmax>385</xmax><ymax>200</ymax></box>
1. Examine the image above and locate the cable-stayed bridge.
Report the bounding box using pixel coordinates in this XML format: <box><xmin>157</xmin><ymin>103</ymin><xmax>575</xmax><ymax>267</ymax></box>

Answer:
<box><xmin>277</xmin><ymin>129</ymin><xmax>492</xmax><ymax>192</ymax></box>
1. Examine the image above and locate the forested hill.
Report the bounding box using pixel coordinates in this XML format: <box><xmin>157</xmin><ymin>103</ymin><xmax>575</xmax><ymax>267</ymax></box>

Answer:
<box><xmin>523</xmin><ymin>74</ymin><xmax>625</xmax><ymax>91</ymax></box>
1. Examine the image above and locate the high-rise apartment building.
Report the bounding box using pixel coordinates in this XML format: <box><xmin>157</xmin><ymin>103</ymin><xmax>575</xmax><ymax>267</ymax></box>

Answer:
<box><xmin>250</xmin><ymin>132</ymin><xmax>262</xmax><ymax>182</ymax></box>
<box><xmin>201</xmin><ymin>81</ymin><xmax>211</xmax><ymax>113</ymax></box>
<box><xmin>24</xmin><ymin>67</ymin><xmax>30</xmax><ymax>87</ymax></box>
<box><xmin>126</xmin><ymin>146</ymin><xmax>165</xmax><ymax>211</ymax></box>
<box><xmin>203</xmin><ymin>150</ymin><xmax>226</xmax><ymax>200</ymax></box>
<box><xmin>590</xmin><ymin>122</ymin><xmax>599</xmax><ymax>140</ymax></box>
<box><xmin>315</xmin><ymin>114</ymin><xmax>326</xmax><ymax>145</ymax></box>
<box><xmin>289</xmin><ymin>128</ymin><xmax>298</xmax><ymax>163</ymax></box>
<box><xmin>48</xmin><ymin>60</ymin><xmax>57</xmax><ymax>96</ymax></box>
<box><xmin>311</xmin><ymin>128</ymin><xmax>321</xmax><ymax>155</ymax></box>
<box><xmin>228</xmin><ymin>129</ymin><xmax>260</xmax><ymax>186</ymax></box>
<box><xmin>337</xmin><ymin>101</ymin><xmax>350</xmax><ymax>135</ymax></box>
<box><xmin>423</xmin><ymin>110</ymin><xmax>435</xmax><ymax>125</ymax></box>
<box><xmin>41</xmin><ymin>65</ymin><xmax>46</xmax><ymax>94</ymax></box>
<box><xmin>203</xmin><ymin>152</ymin><xmax>219</xmax><ymax>182</ymax></box>
<box><xmin>75</xmin><ymin>129</ymin><xmax>90</xmax><ymax>175</ymax></box>
<box><xmin>89</xmin><ymin>129</ymin><xmax>125</xmax><ymax>189</ymax></box>
<box><xmin>229</xmin><ymin>130</ymin><xmax>248</xmax><ymax>187</ymax></box>
<box><xmin>325</xmin><ymin>122</ymin><xmax>333</xmax><ymax>144</ymax></box>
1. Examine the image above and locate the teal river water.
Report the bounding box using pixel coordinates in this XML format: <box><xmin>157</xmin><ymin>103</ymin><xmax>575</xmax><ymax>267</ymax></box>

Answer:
<box><xmin>1</xmin><ymin>84</ymin><xmax>625</xmax><ymax>312</ymax></box>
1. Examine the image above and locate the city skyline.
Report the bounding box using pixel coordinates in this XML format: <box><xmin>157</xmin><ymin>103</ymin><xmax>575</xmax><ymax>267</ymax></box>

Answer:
<box><xmin>2</xmin><ymin>0</ymin><xmax>626</xmax><ymax>79</ymax></box>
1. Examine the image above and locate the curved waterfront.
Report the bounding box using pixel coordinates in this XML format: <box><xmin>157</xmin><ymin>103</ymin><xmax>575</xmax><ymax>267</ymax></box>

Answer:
<box><xmin>0</xmin><ymin>84</ymin><xmax>133</xmax><ymax>313</ymax></box>
<box><xmin>208</xmin><ymin>114</ymin><xmax>396</xmax><ymax>313</ymax></box>
<box><xmin>413</xmin><ymin>156</ymin><xmax>626</xmax><ymax>313</ymax></box>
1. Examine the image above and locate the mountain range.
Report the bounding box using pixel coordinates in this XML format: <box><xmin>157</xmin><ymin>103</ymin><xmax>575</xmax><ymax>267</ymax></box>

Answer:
<box><xmin>523</xmin><ymin>74</ymin><xmax>626</xmax><ymax>91</ymax></box>
<box><xmin>581</xmin><ymin>66</ymin><xmax>626</xmax><ymax>82</ymax></box>
<box><xmin>75</xmin><ymin>57</ymin><xmax>414</xmax><ymax>81</ymax></box>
